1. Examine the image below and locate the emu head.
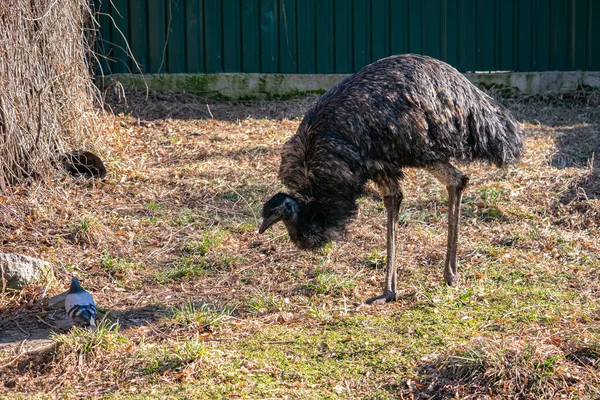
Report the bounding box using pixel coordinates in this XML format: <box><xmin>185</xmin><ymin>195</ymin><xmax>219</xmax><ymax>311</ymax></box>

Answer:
<box><xmin>259</xmin><ymin>192</ymin><xmax>300</xmax><ymax>234</ymax></box>
<box><xmin>260</xmin><ymin>192</ymin><xmax>350</xmax><ymax>250</ymax></box>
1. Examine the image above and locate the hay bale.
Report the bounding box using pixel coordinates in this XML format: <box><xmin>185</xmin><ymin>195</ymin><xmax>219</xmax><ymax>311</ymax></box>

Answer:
<box><xmin>0</xmin><ymin>0</ymin><xmax>100</xmax><ymax>190</ymax></box>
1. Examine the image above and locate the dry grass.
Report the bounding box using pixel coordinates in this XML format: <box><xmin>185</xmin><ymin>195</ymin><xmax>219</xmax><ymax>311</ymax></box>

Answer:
<box><xmin>0</xmin><ymin>90</ymin><xmax>599</xmax><ymax>399</ymax></box>
<box><xmin>0</xmin><ymin>0</ymin><xmax>102</xmax><ymax>190</ymax></box>
<box><xmin>412</xmin><ymin>335</ymin><xmax>600</xmax><ymax>398</ymax></box>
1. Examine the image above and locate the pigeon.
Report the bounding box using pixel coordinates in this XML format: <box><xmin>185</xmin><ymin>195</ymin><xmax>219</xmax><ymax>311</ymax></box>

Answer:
<box><xmin>64</xmin><ymin>277</ymin><xmax>97</xmax><ymax>329</ymax></box>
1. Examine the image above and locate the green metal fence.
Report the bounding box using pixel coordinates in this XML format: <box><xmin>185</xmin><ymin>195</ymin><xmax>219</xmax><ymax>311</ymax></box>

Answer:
<box><xmin>97</xmin><ymin>0</ymin><xmax>600</xmax><ymax>75</ymax></box>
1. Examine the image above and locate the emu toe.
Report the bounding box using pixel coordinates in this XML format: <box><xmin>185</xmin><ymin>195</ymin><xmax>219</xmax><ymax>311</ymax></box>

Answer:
<box><xmin>365</xmin><ymin>291</ymin><xmax>397</xmax><ymax>305</ymax></box>
<box><xmin>444</xmin><ymin>272</ymin><xmax>461</xmax><ymax>287</ymax></box>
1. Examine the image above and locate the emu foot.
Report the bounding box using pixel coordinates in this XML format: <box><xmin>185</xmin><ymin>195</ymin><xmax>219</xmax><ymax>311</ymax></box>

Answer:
<box><xmin>444</xmin><ymin>272</ymin><xmax>460</xmax><ymax>287</ymax></box>
<box><xmin>365</xmin><ymin>291</ymin><xmax>396</xmax><ymax>305</ymax></box>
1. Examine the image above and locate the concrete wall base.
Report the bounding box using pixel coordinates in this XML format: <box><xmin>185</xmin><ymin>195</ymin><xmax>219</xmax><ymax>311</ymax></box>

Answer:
<box><xmin>99</xmin><ymin>71</ymin><xmax>600</xmax><ymax>100</ymax></box>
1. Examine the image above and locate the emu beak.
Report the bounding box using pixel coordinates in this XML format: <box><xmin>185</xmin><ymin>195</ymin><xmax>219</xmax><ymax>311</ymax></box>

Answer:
<box><xmin>259</xmin><ymin>215</ymin><xmax>282</xmax><ymax>234</ymax></box>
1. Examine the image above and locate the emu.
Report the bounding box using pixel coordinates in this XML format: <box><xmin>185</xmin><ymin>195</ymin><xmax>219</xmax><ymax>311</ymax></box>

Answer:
<box><xmin>259</xmin><ymin>54</ymin><xmax>523</xmax><ymax>304</ymax></box>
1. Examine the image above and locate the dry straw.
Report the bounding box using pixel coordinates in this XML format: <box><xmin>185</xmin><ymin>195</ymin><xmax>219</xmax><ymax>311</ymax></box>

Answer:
<box><xmin>0</xmin><ymin>0</ymin><xmax>102</xmax><ymax>190</ymax></box>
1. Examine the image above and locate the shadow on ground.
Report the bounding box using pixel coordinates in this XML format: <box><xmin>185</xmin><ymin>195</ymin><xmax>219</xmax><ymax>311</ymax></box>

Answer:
<box><xmin>103</xmin><ymin>89</ymin><xmax>317</xmax><ymax>122</ymax></box>
<box><xmin>508</xmin><ymin>93</ymin><xmax>600</xmax><ymax>205</ymax></box>
<box><xmin>552</xmin><ymin>123</ymin><xmax>600</xmax><ymax>204</ymax></box>
<box><xmin>0</xmin><ymin>308</ymin><xmax>65</xmax><ymax>362</ymax></box>
<box><xmin>0</xmin><ymin>299</ymin><xmax>228</xmax><ymax>349</ymax></box>
<box><xmin>400</xmin><ymin>339</ymin><xmax>600</xmax><ymax>399</ymax></box>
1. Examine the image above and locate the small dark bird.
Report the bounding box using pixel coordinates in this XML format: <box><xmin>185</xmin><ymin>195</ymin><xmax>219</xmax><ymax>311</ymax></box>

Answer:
<box><xmin>65</xmin><ymin>277</ymin><xmax>97</xmax><ymax>328</ymax></box>
<box><xmin>260</xmin><ymin>54</ymin><xmax>523</xmax><ymax>304</ymax></box>
<box><xmin>55</xmin><ymin>150</ymin><xmax>106</xmax><ymax>179</ymax></box>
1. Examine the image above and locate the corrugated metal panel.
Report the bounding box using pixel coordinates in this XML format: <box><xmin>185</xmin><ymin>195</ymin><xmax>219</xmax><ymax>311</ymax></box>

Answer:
<box><xmin>129</xmin><ymin>0</ymin><xmax>147</xmax><ymax>73</ymax></box>
<box><xmin>185</xmin><ymin>0</ymin><xmax>203</xmax><ymax>72</ymax></box>
<box><xmin>241</xmin><ymin>0</ymin><xmax>260</xmax><ymax>72</ymax></box>
<box><xmin>315</xmin><ymin>0</ymin><xmax>334</xmax><ymax>73</ymax></box>
<box><xmin>295</xmin><ymin>0</ymin><xmax>314</xmax><ymax>73</ymax></box>
<box><xmin>147</xmin><ymin>0</ymin><xmax>166</xmax><ymax>73</ymax></box>
<box><xmin>334</xmin><ymin>0</ymin><xmax>352</xmax><ymax>73</ymax></box>
<box><xmin>352</xmin><ymin>0</ymin><xmax>370</xmax><ymax>71</ymax></box>
<box><xmin>97</xmin><ymin>0</ymin><xmax>600</xmax><ymax>74</ymax></box>
<box><xmin>590</xmin><ymin>0</ymin><xmax>600</xmax><ymax>70</ymax></box>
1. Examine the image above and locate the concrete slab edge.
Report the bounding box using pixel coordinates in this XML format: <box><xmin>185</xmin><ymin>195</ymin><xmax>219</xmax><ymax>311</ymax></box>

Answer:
<box><xmin>98</xmin><ymin>71</ymin><xmax>600</xmax><ymax>100</ymax></box>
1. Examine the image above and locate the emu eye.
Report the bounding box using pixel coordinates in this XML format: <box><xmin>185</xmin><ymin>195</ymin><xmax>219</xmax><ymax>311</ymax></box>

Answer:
<box><xmin>283</xmin><ymin>198</ymin><xmax>298</xmax><ymax>214</ymax></box>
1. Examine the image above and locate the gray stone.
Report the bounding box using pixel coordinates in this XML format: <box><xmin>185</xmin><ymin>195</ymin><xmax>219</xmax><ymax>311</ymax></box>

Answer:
<box><xmin>0</xmin><ymin>253</ymin><xmax>55</xmax><ymax>290</ymax></box>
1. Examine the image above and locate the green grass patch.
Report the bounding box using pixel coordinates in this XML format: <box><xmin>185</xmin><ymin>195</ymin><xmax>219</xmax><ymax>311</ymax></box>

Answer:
<box><xmin>184</xmin><ymin>229</ymin><xmax>226</xmax><ymax>256</ymax></box>
<box><xmin>155</xmin><ymin>254</ymin><xmax>243</xmax><ymax>282</ymax></box>
<box><xmin>101</xmin><ymin>251</ymin><xmax>142</xmax><ymax>275</ymax></box>
<box><xmin>154</xmin><ymin>256</ymin><xmax>211</xmax><ymax>282</ymax></box>
<box><xmin>174</xmin><ymin>209</ymin><xmax>205</xmax><ymax>226</ymax></box>
<box><xmin>307</xmin><ymin>269</ymin><xmax>356</xmax><ymax>296</ymax></box>
<box><xmin>145</xmin><ymin>201</ymin><xmax>164</xmax><ymax>212</ymax></box>
<box><xmin>142</xmin><ymin>338</ymin><xmax>208</xmax><ymax>375</ymax></box>
<box><xmin>362</xmin><ymin>249</ymin><xmax>386</xmax><ymax>269</ymax></box>
<box><xmin>52</xmin><ymin>322</ymin><xmax>129</xmax><ymax>356</ymax></box>
<box><xmin>244</xmin><ymin>292</ymin><xmax>287</xmax><ymax>315</ymax></box>
<box><xmin>169</xmin><ymin>300</ymin><xmax>236</xmax><ymax>330</ymax></box>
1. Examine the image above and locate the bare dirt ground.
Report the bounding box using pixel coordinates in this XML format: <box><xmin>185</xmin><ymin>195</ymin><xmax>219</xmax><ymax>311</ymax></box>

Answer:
<box><xmin>0</xmin><ymin>90</ymin><xmax>599</xmax><ymax>399</ymax></box>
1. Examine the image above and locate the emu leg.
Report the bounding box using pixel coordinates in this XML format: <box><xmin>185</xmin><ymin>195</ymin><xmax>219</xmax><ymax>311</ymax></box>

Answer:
<box><xmin>366</xmin><ymin>192</ymin><xmax>402</xmax><ymax>304</ymax></box>
<box><xmin>427</xmin><ymin>163</ymin><xmax>469</xmax><ymax>286</ymax></box>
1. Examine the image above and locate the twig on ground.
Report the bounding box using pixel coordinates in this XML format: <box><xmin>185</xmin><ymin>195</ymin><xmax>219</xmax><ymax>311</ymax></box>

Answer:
<box><xmin>146</xmin><ymin>322</ymin><xmax>175</xmax><ymax>341</ymax></box>
<box><xmin>36</xmin><ymin>315</ymin><xmax>66</xmax><ymax>332</ymax></box>
<box><xmin>263</xmin><ymin>340</ymin><xmax>295</xmax><ymax>345</ymax></box>
<box><xmin>14</xmin><ymin>319</ymin><xmax>31</xmax><ymax>339</ymax></box>
<box><xmin>0</xmin><ymin>343</ymin><xmax>55</xmax><ymax>371</ymax></box>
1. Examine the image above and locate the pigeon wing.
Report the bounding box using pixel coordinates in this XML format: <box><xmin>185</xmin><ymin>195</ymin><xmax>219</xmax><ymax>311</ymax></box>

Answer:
<box><xmin>65</xmin><ymin>291</ymin><xmax>96</xmax><ymax>327</ymax></box>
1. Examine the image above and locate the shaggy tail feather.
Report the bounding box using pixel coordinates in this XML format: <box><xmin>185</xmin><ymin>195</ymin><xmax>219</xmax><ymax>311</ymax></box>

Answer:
<box><xmin>468</xmin><ymin>95</ymin><xmax>524</xmax><ymax>168</ymax></box>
